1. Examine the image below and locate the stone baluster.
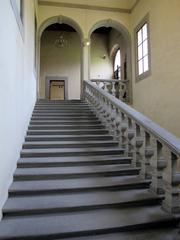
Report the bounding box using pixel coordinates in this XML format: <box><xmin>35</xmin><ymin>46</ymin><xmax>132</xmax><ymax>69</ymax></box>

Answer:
<box><xmin>150</xmin><ymin>141</ymin><xmax>167</xmax><ymax>195</ymax></box>
<box><xmin>104</xmin><ymin>82</ymin><xmax>108</xmax><ymax>92</ymax></box>
<box><xmin>119</xmin><ymin>112</ymin><xmax>129</xmax><ymax>155</ymax></box>
<box><xmin>139</xmin><ymin>131</ymin><xmax>154</xmax><ymax>179</ymax></box>
<box><xmin>96</xmin><ymin>81</ymin><xmax>100</xmax><ymax>88</ymax></box>
<box><xmin>111</xmin><ymin>82</ymin><xmax>116</xmax><ymax>97</ymax></box>
<box><xmin>125</xmin><ymin>118</ymin><xmax>136</xmax><ymax>158</ymax></box>
<box><xmin>95</xmin><ymin>94</ymin><xmax>103</xmax><ymax>119</ymax></box>
<box><xmin>119</xmin><ymin>82</ymin><xmax>125</xmax><ymax>101</ymax></box>
<box><xmin>103</xmin><ymin>100</ymin><xmax>112</xmax><ymax>131</ymax></box>
<box><xmin>93</xmin><ymin>91</ymin><xmax>100</xmax><ymax>115</ymax></box>
<box><xmin>109</xmin><ymin>104</ymin><xmax>117</xmax><ymax>138</ymax></box>
<box><xmin>132</xmin><ymin>124</ymin><xmax>145</xmax><ymax>168</ymax></box>
<box><xmin>96</xmin><ymin>96</ymin><xmax>106</xmax><ymax>124</ymax></box>
<box><xmin>162</xmin><ymin>150</ymin><xmax>180</xmax><ymax>213</ymax></box>
<box><xmin>114</xmin><ymin>108</ymin><xmax>122</xmax><ymax>143</ymax></box>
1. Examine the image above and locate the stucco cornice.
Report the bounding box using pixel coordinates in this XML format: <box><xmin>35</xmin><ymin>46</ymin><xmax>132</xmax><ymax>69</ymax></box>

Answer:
<box><xmin>38</xmin><ymin>0</ymin><xmax>137</xmax><ymax>14</ymax></box>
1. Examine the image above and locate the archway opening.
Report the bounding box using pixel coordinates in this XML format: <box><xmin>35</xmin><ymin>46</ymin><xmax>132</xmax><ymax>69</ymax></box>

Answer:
<box><xmin>39</xmin><ymin>22</ymin><xmax>82</xmax><ymax>100</ymax></box>
<box><xmin>89</xmin><ymin>20</ymin><xmax>132</xmax><ymax>103</ymax></box>
<box><xmin>114</xmin><ymin>49</ymin><xmax>121</xmax><ymax>79</ymax></box>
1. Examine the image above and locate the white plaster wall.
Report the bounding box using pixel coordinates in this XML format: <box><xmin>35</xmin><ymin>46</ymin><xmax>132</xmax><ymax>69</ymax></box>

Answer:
<box><xmin>0</xmin><ymin>0</ymin><xmax>37</xmax><ymax>218</ymax></box>
<box><xmin>40</xmin><ymin>31</ymin><xmax>81</xmax><ymax>99</ymax></box>
<box><xmin>131</xmin><ymin>0</ymin><xmax>180</xmax><ymax>138</ymax></box>
<box><xmin>90</xmin><ymin>33</ymin><xmax>113</xmax><ymax>79</ymax></box>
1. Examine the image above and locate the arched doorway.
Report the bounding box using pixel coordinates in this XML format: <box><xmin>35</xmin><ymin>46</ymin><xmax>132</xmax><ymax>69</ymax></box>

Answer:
<box><xmin>88</xmin><ymin>19</ymin><xmax>132</xmax><ymax>103</ymax></box>
<box><xmin>38</xmin><ymin>16</ymin><xmax>84</xmax><ymax>100</ymax></box>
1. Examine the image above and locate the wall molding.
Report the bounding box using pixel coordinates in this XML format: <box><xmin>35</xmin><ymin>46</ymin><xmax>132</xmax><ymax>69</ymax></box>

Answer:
<box><xmin>131</xmin><ymin>0</ymin><xmax>140</xmax><ymax>12</ymax></box>
<box><xmin>38</xmin><ymin>0</ymin><xmax>132</xmax><ymax>13</ymax></box>
<box><xmin>10</xmin><ymin>0</ymin><xmax>24</xmax><ymax>39</ymax></box>
<box><xmin>45</xmin><ymin>76</ymin><xmax>68</xmax><ymax>100</ymax></box>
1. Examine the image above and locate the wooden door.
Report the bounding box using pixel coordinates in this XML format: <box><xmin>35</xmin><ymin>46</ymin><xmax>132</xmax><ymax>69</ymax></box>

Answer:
<box><xmin>50</xmin><ymin>80</ymin><xmax>65</xmax><ymax>100</ymax></box>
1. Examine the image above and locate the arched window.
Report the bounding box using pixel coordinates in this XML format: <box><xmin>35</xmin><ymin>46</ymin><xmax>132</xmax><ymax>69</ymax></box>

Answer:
<box><xmin>114</xmin><ymin>49</ymin><xmax>121</xmax><ymax>79</ymax></box>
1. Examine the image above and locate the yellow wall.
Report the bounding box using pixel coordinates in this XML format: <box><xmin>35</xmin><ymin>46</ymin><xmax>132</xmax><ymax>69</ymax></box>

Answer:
<box><xmin>39</xmin><ymin>0</ymin><xmax>137</xmax><ymax>10</ymax></box>
<box><xmin>90</xmin><ymin>33</ymin><xmax>113</xmax><ymax>79</ymax></box>
<box><xmin>131</xmin><ymin>0</ymin><xmax>180</xmax><ymax>137</ymax></box>
<box><xmin>38</xmin><ymin>5</ymin><xmax>131</xmax><ymax>38</ymax></box>
<box><xmin>40</xmin><ymin>31</ymin><xmax>81</xmax><ymax>99</ymax></box>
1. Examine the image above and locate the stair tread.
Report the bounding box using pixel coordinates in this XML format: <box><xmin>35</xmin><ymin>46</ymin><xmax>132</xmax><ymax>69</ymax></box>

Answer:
<box><xmin>27</xmin><ymin>129</ymin><xmax>106</xmax><ymax>132</ymax></box>
<box><xmin>29</xmin><ymin>124</ymin><xmax>104</xmax><ymax>128</ymax></box>
<box><xmin>32</xmin><ymin>113</ymin><xmax>95</xmax><ymax>116</ymax></box>
<box><xmin>25</xmin><ymin>134</ymin><xmax>113</xmax><ymax>139</ymax></box>
<box><xmin>0</xmin><ymin>206</ymin><xmax>174</xmax><ymax>239</ymax></box>
<box><xmin>18</xmin><ymin>155</ymin><xmax>131</xmax><ymax>164</ymax></box>
<box><xmin>22</xmin><ymin>146</ymin><xmax>123</xmax><ymax>152</ymax></box>
<box><xmin>15</xmin><ymin>164</ymin><xmax>135</xmax><ymax>176</ymax></box>
<box><xmin>20</xmin><ymin>147</ymin><xmax>124</xmax><ymax>158</ymax></box>
<box><xmin>3</xmin><ymin>189</ymin><xmax>159</xmax><ymax>213</ymax></box>
<box><xmin>23</xmin><ymin>140</ymin><xmax>118</xmax><ymax>144</ymax></box>
<box><xmin>30</xmin><ymin>120</ymin><xmax>101</xmax><ymax>123</ymax></box>
<box><xmin>57</xmin><ymin>229</ymin><xmax>179</xmax><ymax>240</ymax></box>
<box><xmin>23</xmin><ymin>140</ymin><xmax>118</xmax><ymax>147</ymax></box>
<box><xmin>27</xmin><ymin>130</ymin><xmax>109</xmax><ymax>134</ymax></box>
<box><xmin>10</xmin><ymin>175</ymin><xmax>147</xmax><ymax>192</ymax></box>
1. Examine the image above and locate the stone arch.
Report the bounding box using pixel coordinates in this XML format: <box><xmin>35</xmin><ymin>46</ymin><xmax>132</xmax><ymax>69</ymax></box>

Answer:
<box><xmin>38</xmin><ymin>15</ymin><xmax>84</xmax><ymax>40</ymax></box>
<box><xmin>110</xmin><ymin>44</ymin><xmax>120</xmax><ymax>60</ymax></box>
<box><xmin>37</xmin><ymin>15</ymin><xmax>84</xmax><ymax>99</ymax></box>
<box><xmin>88</xmin><ymin>19</ymin><xmax>131</xmax><ymax>43</ymax></box>
<box><xmin>88</xmin><ymin>19</ymin><xmax>132</xmax><ymax>103</ymax></box>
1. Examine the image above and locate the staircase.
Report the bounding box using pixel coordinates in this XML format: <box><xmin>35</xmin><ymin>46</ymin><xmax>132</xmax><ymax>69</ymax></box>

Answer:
<box><xmin>0</xmin><ymin>100</ymin><xmax>179</xmax><ymax>240</ymax></box>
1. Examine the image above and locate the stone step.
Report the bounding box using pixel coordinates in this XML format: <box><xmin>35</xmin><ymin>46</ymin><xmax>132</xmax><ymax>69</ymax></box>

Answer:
<box><xmin>32</xmin><ymin>113</ymin><xmax>96</xmax><ymax>117</ymax></box>
<box><xmin>30</xmin><ymin>120</ymin><xmax>102</xmax><ymax>125</ymax></box>
<box><xmin>14</xmin><ymin>164</ymin><xmax>138</xmax><ymax>181</ymax></box>
<box><xmin>3</xmin><ymin>189</ymin><xmax>161</xmax><ymax>218</ymax></box>
<box><xmin>9</xmin><ymin>176</ymin><xmax>151</xmax><ymax>197</ymax></box>
<box><xmin>25</xmin><ymin>134</ymin><xmax>113</xmax><ymax>142</ymax></box>
<box><xmin>31</xmin><ymin>116</ymin><xmax>99</xmax><ymax>120</ymax></box>
<box><xmin>27</xmin><ymin>129</ymin><xmax>109</xmax><ymax>135</ymax></box>
<box><xmin>34</xmin><ymin>107</ymin><xmax>91</xmax><ymax>111</ymax></box>
<box><xmin>33</xmin><ymin>109</ymin><xmax>93</xmax><ymax>113</ymax></box>
<box><xmin>55</xmin><ymin>228</ymin><xmax>180</xmax><ymax>240</ymax></box>
<box><xmin>17</xmin><ymin>155</ymin><xmax>131</xmax><ymax>168</ymax></box>
<box><xmin>20</xmin><ymin>147</ymin><xmax>124</xmax><ymax>158</ymax></box>
<box><xmin>0</xmin><ymin>206</ymin><xmax>176</xmax><ymax>240</ymax></box>
<box><xmin>36</xmin><ymin>100</ymin><xmax>86</xmax><ymax>104</ymax></box>
<box><xmin>22</xmin><ymin>141</ymin><xmax>118</xmax><ymax>149</ymax></box>
<box><xmin>28</xmin><ymin>125</ymin><xmax>105</xmax><ymax>130</ymax></box>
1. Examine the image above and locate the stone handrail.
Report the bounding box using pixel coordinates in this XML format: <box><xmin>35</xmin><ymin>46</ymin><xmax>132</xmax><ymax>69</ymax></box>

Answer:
<box><xmin>91</xmin><ymin>79</ymin><xmax>129</xmax><ymax>103</ymax></box>
<box><xmin>84</xmin><ymin>80</ymin><xmax>180</xmax><ymax>214</ymax></box>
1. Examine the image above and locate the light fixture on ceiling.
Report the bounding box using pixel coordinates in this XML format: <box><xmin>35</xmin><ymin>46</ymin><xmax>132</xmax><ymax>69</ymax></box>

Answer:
<box><xmin>83</xmin><ymin>39</ymin><xmax>90</xmax><ymax>47</ymax></box>
<box><xmin>54</xmin><ymin>33</ymin><xmax>67</xmax><ymax>48</ymax></box>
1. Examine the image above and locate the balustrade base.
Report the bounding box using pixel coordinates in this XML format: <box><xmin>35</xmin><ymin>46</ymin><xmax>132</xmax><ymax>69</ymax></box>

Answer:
<box><xmin>150</xmin><ymin>185</ymin><xmax>165</xmax><ymax>195</ymax></box>
<box><xmin>162</xmin><ymin>202</ymin><xmax>180</xmax><ymax>215</ymax></box>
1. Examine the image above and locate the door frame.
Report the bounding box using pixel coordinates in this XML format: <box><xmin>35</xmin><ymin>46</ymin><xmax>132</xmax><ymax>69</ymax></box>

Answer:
<box><xmin>45</xmin><ymin>76</ymin><xmax>68</xmax><ymax>100</ymax></box>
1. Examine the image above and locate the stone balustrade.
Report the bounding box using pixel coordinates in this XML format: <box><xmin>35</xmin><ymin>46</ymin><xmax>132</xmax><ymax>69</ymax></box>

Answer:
<box><xmin>91</xmin><ymin>79</ymin><xmax>129</xmax><ymax>103</ymax></box>
<box><xmin>83</xmin><ymin>80</ymin><xmax>180</xmax><ymax>214</ymax></box>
